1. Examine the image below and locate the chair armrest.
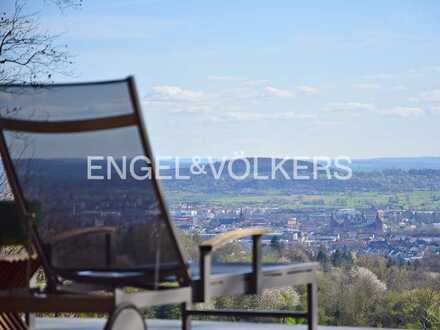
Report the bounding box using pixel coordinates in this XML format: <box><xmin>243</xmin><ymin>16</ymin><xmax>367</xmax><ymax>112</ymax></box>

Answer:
<box><xmin>199</xmin><ymin>227</ymin><xmax>270</xmax><ymax>251</ymax></box>
<box><xmin>46</xmin><ymin>226</ymin><xmax>116</xmax><ymax>245</ymax></box>
<box><xmin>196</xmin><ymin>227</ymin><xmax>270</xmax><ymax>302</ymax></box>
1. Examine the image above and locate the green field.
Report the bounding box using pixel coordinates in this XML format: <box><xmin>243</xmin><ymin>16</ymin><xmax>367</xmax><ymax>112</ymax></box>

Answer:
<box><xmin>164</xmin><ymin>189</ymin><xmax>440</xmax><ymax>210</ymax></box>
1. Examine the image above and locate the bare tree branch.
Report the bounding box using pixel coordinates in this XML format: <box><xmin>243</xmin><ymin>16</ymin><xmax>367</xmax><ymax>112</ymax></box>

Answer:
<box><xmin>0</xmin><ymin>0</ymin><xmax>77</xmax><ymax>85</ymax></box>
<box><xmin>0</xmin><ymin>0</ymin><xmax>79</xmax><ymax>196</ymax></box>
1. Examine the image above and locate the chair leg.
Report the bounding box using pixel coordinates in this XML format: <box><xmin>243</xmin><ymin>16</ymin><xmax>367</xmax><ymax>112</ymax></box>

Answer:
<box><xmin>181</xmin><ymin>303</ymin><xmax>191</xmax><ymax>330</ymax></box>
<box><xmin>25</xmin><ymin>313</ymin><xmax>35</xmax><ymax>330</ymax></box>
<box><xmin>307</xmin><ymin>282</ymin><xmax>317</xmax><ymax>330</ymax></box>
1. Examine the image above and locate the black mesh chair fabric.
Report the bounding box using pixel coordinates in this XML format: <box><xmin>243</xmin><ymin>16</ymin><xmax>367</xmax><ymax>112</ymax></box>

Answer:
<box><xmin>0</xmin><ymin>80</ymin><xmax>187</xmax><ymax>284</ymax></box>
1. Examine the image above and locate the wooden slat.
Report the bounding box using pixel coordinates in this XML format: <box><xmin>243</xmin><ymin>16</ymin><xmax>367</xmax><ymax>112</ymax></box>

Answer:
<box><xmin>0</xmin><ymin>292</ymin><xmax>114</xmax><ymax>313</ymax></box>
<box><xmin>200</xmin><ymin>227</ymin><xmax>270</xmax><ymax>250</ymax></box>
<box><xmin>192</xmin><ymin>262</ymin><xmax>319</xmax><ymax>303</ymax></box>
<box><xmin>2</xmin><ymin>77</ymin><xmax>129</xmax><ymax>88</ymax></box>
<box><xmin>115</xmin><ymin>287</ymin><xmax>191</xmax><ymax>309</ymax></box>
<box><xmin>186</xmin><ymin>309</ymin><xmax>308</xmax><ymax>319</ymax></box>
<box><xmin>0</xmin><ymin>114</ymin><xmax>136</xmax><ymax>133</ymax></box>
<box><xmin>45</xmin><ymin>226</ymin><xmax>116</xmax><ymax>244</ymax></box>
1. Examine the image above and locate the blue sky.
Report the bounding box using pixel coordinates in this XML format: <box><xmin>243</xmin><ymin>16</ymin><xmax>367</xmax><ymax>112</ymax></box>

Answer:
<box><xmin>23</xmin><ymin>1</ymin><xmax>440</xmax><ymax>158</ymax></box>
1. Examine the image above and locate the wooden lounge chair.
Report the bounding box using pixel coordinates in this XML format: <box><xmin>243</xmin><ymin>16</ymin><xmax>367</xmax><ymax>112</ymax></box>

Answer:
<box><xmin>0</xmin><ymin>77</ymin><xmax>318</xmax><ymax>330</ymax></box>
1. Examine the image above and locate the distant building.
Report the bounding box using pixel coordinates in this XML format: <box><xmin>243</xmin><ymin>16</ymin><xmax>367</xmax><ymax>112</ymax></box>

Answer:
<box><xmin>328</xmin><ymin>209</ymin><xmax>384</xmax><ymax>235</ymax></box>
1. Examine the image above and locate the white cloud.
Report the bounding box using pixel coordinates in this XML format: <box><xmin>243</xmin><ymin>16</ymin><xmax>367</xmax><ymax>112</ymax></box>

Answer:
<box><xmin>208</xmin><ymin>75</ymin><xmax>245</xmax><ymax>81</ymax></box>
<box><xmin>391</xmin><ymin>85</ymin><xmax>407</xmax><ymax>91</ymax></box>
<box><xmin>385</xmin><ymin>107</ymin><xmax>424</xmax><ymax>117</ymax></box>
<box><xmin>327</xmin><ymin>102</ymin><xmax>376</xmax><ymax>113</ymax></box>
<box><xmin>144</xmin><ymin>85</ymin><xmax>210</xmax><ymax>114</ymax></box>
<box><xmin>416</xmin><ymin>89</ymin><xmax>440</xmax><ymax>115</ymax></box>
<box><xmin>208</xmin><ymin>76</ymin><xmax>273</xmax><ymax>86</ymax></box>
<box><xmin>242</xmin><ymin>79</ymin><xmax>271</xmax><ymax>86</ymax></box>
<box><xmin>360</xmin><ymin>66</ymin><xmax>438</xmax><ymax>83</ymax></box>
<box><xmin>313</xmin><ymin>120</ymin><xmax>342</xmax><ymax>126</ymax></box>
<box><xmin>419</xmin><ymin>89</ymin><xmax>440</xmax><ymax>102</ymax></box>
<box><xmin>149</xmin><ymin>85</ymin><xmax>204</xmax><ymax>102</ymax></box>
<box><xmin>353</xmin><ymin>83</ymin><xmax>381</xmax><ymax>90</ymax></box>
<box><xmin>408</xmin><ymin>97</ymin><xmax>420</xmax><ymax>102</ymax></box>
<box><xmin>297</xmin><ymin>85</ymin><xmax>320</xmax><ymax>95</ymax></box>
<box><xmin>144</xmin><ymin>81</ymin><xmax>319</xmax><ymax>119</ymax></box>
<box><xmin>208</xmin><ymin>75</ymin><xmax>319</xmax><ymax>94</ymax></box>
<box><xmin>363</xmin><ymin>73</ymin><xmax>395</xmax><ymax>81</ymax></box>
<box><xmin>209</xmin><ymin>111</ymin><xmax>316</xmax><ymax>122</ymax></box>
<box><xmin>427</xmin><ymin>66</ymin><xmax>440</xmax><ymax>73</ymax></box>
<box><xmin>264</xmin><ymin>86</ymin><xmax>295</xmax><ymax>97</ymax></box>
<box><xmin>419</xmin><ymin>65</ymin><xmax>440</xmax><ymax>73</ymax></box>
<box><xmin>145</xmin><ymin>83</ymin><xmax>299</xmax><ymax>114</ymax></box>
<box><xmin>327</xmin><ymin>102</ymin><xmax>424</xmax><ymax>117</ymax></box>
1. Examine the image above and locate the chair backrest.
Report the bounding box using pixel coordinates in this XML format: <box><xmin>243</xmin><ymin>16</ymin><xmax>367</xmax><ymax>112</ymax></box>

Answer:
<box><xmin>0</xmin><ymin>77</ymin><xmax>190</xmax><ymax>286</ymax></box>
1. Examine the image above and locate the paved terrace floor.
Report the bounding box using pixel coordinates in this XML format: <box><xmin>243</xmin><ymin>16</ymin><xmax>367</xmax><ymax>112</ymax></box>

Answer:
<box><xmin>36</xmin><ymin>318</ymin><xmax>404</xmax><ymax>330</ymax></box>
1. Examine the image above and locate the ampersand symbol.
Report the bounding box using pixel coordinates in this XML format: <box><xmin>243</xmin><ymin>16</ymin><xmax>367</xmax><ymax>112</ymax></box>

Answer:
<box><xmin>190</xmin><ymin>156</ymin><xmax>206</xmax><ymax>175</ymax></box>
